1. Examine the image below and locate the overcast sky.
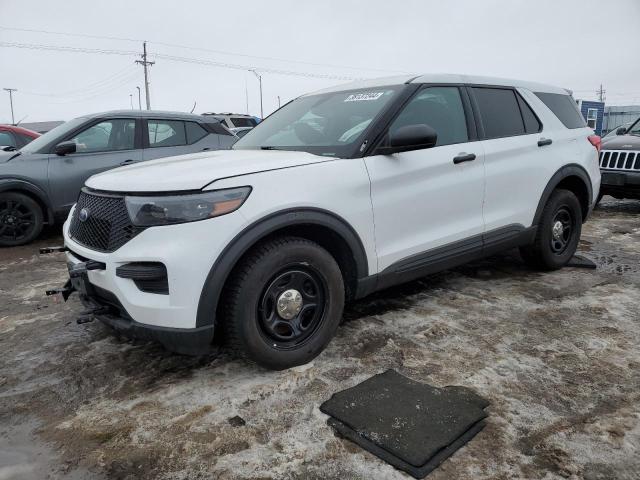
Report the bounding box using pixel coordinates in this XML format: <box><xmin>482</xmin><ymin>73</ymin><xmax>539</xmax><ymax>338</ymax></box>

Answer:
<box><xmin>1</xmin><ymin>0</ymin><xmax>639</xmax><ymax>124</ymax></box>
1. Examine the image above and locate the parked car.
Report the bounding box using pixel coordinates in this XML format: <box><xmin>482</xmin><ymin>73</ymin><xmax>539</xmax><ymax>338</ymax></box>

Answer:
<box><xmin>58</xmin><ymin>74</ymin><xmax>600</xmax><ymax>369</ymax></box>
<box><xmin>597</xmin><ymin>117</ymin><xmax>640</xmax><ymax>201</ymax></box>
<box><xmin>0</xmin><ymin>110</ymin><xmax>235</xmax><ymax>247</ymax></box>
<box><xmin>0</xmin><ymin>125</ymin><xmax>40</xmax><ymax>151</ymax></box>
<box><xmin>202</xmin><ymin>112</ymin><xmax>259</xmax><ymax>129</ymax></box>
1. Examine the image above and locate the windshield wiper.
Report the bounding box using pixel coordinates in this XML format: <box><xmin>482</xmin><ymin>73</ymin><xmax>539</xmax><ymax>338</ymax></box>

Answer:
<box><xmin>260</xmin><ymin>146</ymin><xmax>281</xmax><ymax>150</ymax></box>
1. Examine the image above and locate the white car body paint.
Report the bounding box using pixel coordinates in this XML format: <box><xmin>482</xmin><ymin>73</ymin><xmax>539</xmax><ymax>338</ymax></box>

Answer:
<box><xmin>63</xmin><ymin>73</ymin><xmax>601</xmax><ymax>339</ymax></box>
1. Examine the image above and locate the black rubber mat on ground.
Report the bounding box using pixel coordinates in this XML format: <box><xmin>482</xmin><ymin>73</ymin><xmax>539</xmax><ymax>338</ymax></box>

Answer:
<box><xmin>320</xmin><ymin>370</ymin><xmax>489</xmax><ymax>478</ymax></box>
<box><xmin>567</xmin><ymin>254</ymin><xmax>597</xmax><ymax>269</ymax></box>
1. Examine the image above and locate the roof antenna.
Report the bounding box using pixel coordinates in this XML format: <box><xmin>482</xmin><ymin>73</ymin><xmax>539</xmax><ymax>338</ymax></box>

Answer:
<box><xmin>190</xmin><ymin>101</ymin><xmax>197</xmax><ymax>114</ymax></box>
<box><xmin>15</xmin><ymin>115</ymin><xmax>28</xmax><ymax>126</ymax></box>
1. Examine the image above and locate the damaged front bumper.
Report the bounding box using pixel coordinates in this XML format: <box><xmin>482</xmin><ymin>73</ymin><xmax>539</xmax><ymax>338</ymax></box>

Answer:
<box><xmin>44</xmin><ymin>247</ymin><xmax>215</xmax><ymax>356</ymax></box>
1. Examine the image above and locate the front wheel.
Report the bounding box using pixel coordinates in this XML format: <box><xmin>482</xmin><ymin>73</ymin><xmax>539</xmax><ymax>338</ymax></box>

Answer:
<box><xmin>222</xmin><ymin>236</ymin><xmax>345</xmax><ymax>370</ymax></box>
<box><xmin>520</xmin><ymin>189</ymin><xmax>582</xmax><ymax>270</ymax></box>
<box><xmin>0</xmin><ymin>192</ymin><xmax>44</xmax><ymax>247</ymax></box>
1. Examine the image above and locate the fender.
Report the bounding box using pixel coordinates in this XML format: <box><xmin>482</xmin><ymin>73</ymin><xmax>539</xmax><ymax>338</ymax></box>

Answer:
<box><xmin>532</xmin><ymin>164</ymin><xmax>593</xmax><ymax>226</ymax></box>
<box><xmin>0</xmin><ymin>178</ymin><xmax>54</xmax><ymax>224</ymax></box>
<box><xmin>195</xmin><ymin>208</ymin><xmax>369</xmax><ymax>328</ymax></box>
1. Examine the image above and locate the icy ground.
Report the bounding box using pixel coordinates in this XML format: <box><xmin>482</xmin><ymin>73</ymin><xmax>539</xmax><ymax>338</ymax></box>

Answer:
<box><xmin>1</xmin><ymin>198</ymin><xmax>639</xmax><ymax>479</ymax></box>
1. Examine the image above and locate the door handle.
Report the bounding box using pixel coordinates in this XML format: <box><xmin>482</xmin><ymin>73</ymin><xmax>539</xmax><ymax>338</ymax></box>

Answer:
<box><xmin>537</xmin><ymin>138</ymin><xmax>552</xmax><ymax>147</ymax></box>
<box><xmin>453</xmin><ymin>153</ymin><xmax>476</xmax><ymax>164</ymax></box>
<box><xmin>119</xmin><ymin>159</ymin><xmax>136</xmax><ymax>166</ymax></box>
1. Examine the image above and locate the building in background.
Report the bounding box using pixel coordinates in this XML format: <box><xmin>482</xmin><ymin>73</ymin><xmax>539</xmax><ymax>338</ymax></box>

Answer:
<box><xmin>19</xmin><ymin>120</ymin><xmax>64</xmax><ymax>134</ymax></box>
<box><xmin>576</xmin><ymin>99</ymin><xmax>605</xmax><ymax>135</ymax></box>
<box><xmin>603</xmin><ymin>105</ymin><xmax>640</xmax><ymax>135</ymax></box>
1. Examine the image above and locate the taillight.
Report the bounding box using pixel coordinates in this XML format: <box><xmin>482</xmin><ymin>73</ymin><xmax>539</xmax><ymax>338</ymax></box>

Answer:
<box><xmin>588</xmin><ymin>135</ymin><xmax>601</xmax><ymax>153</ymax></box>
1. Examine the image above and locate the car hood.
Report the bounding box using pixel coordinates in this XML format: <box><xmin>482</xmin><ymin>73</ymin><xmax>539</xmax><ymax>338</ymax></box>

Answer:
<box><xmin>601</xmin><ymin>135</ymin><xmax>640</xmax><ymax>150</ymax></box>
<box><xmin>85</xmin><ymin>149</ymin><xmax>337</xmax><ymax>192</ymax></box>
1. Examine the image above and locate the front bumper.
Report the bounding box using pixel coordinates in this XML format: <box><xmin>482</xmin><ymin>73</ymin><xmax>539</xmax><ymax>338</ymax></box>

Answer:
<box><xmin>60</xmin><ymin>206</ymin><xmax>248</xmax><ymax>353</ymax></box>
<box><xmin>599</xmin><ymin>170</ymin><xmax>640</xmax><ymax>199</ymax></box>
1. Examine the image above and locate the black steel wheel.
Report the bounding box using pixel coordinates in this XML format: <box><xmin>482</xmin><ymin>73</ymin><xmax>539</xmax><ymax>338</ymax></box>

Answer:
<box><xmin>0</xmin><ymin>192</ymin><xmax>44</xmax><ymax>247</ymax></box>
<box><xmin>223</xmin><ymin>236</ymin><xmax>344</xmax><ymax>370</ymax></box>
<box><xmin>520</xmin><ymin>189</ymin><xmax>582</xmax><ymax>270</ymax></box>
<box><xmin>258</xmin><ymin>267</ymin><xmax>327</xmax><ymax>349</ymax></box>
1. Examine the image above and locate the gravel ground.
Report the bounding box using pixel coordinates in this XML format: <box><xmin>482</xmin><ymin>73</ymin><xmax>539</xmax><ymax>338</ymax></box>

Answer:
<box><xmin>1</xmin><ymin>198</ymin><xmax>639</xmax><ymax>480</ymax></box>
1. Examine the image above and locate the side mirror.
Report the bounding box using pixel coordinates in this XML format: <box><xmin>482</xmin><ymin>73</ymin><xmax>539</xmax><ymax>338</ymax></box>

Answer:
<box><xmin>55</xmin><ymin>141</ymin><xmax>77</xmax><ymax>156</ymax></box>
<box><xmin>616</xmin><ymin>127</ymin><xmax>627</xmax><ymax>135</ymax></box>
<box><xmin>376</xmin><ymin>124</ymin><xmax>438</xmax><ymax>155</ymax></box>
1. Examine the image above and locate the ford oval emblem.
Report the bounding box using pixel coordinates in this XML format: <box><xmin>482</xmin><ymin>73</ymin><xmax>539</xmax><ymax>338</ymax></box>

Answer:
<box><xmin>79</xmin><ymin>208</ymin><xmax>90</xmax><ymax>222</ymax></box>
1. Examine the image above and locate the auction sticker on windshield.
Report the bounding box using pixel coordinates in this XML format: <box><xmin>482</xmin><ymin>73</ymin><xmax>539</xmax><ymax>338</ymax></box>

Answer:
<box><xmin>344</xmin><ymin>92</ymin><xmax>385</xmax><ymax>102</ymax></box>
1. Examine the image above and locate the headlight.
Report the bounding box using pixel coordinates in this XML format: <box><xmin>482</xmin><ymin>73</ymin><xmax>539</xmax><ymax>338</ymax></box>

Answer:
<box><xmin>125</xmin><ymin>187</ymin><xmax>251</xmax><ymax>227</ymax></box>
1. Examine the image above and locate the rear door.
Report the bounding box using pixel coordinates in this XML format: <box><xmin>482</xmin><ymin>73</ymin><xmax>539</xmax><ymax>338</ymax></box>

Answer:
<box><xmin>142</xmin><ymin>119</ymin><xmax>221</xmax><ymax>160</ymax></box>
<box><xmin>48</xmin><ymin>117</ymin><xmax>141</xmax><ymax>211</ymax></box>
<box><xmin>365</xmin><ymin>85</ymin><xmax>485</xmax><ymax>272</ymax></box>
<box><xmin>469</xmin><ymin>86</ymin><xmax>548</xmax><ymax>232</ymax></box>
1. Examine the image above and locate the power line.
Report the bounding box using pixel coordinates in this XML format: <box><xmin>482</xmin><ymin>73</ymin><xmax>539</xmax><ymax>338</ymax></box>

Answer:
<box><xmin>0</xmin><ymin>41</ymin><xmax>137</xmax><ymax>56</ymax></box>
<box><xmin>0</xmin><ymin>25</ymin><xmax>406</xmax><ymax>75</ymax></box>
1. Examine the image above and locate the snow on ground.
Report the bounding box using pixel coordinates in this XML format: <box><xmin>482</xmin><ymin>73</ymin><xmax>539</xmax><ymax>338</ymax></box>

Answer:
<box><xmin>0</xmin><ymin>198</ymin><xmax>639</xmax><ymax>479</ymax></box>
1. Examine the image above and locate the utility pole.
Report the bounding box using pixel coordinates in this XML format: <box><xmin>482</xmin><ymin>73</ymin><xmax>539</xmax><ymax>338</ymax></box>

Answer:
<box><xmin>244</xmin><ymin>75</ymin><xmax>249</xmax><ymax>115</ymax></box>
<box><xmin>135</xmin><ymin>42</ymin><xmax>154</xmax><ymax>110</ymax></box>
<box><xmin>277</xmin><ymin>96</ymin><xmax>281</xmax><ymax>108</ymax></box>
<box><xmin>250</xmin><ymin>70</ymin><xmax>263</xmax><ymax>119</ymax></box>
<box><xmin>3</xmin><ymin>88</ymin><xmax>17</xmax><ymax>124</ymax></box>
<box><xmin>597</xmin><ymin>84</ymin><xmax>606</xmax><ymax>103</ymax></box>
<box><xmin>136</xmin><ymin>86</ymin><xmax>142</xmax><ymax>110</ymax></box>
<box><xmin>129</xmin><ymin>94</ymin><xmax>133</xmax><ymax>109</ymax></box>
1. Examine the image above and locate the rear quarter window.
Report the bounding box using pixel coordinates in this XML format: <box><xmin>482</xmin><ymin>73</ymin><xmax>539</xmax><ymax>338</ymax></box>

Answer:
<box><xmin>472</xmin><ymin>87</ymin><xmax>525</xmax><ymax>139</ymax></box>
<box><xmin>534</xmin><ymin>92</ymin><xmax>586</xmax><ymax>129</ymax></box>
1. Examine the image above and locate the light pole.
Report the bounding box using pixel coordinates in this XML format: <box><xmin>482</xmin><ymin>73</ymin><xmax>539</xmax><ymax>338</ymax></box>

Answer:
<box><xmin>250</xmin><ymin>70</ymin><xmax>263</xmax><ymax>119</ymax></box>
<box><xmin>136</xmin><ymin>86</ymin><xmax>142</xmax><ymax>110</ymax></box>
<box><xmin>3</xmin><ymin>88</ymin><xmax>17</xmax><ymax>124</ymax></box>
<box><xmin>129</xmin><ymin>94</ymin><xmax>134</xmax><ymax>109</ymax></box>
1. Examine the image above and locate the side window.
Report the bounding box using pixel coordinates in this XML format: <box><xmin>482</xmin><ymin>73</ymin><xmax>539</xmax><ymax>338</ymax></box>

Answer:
<box><xmin>69</xmin><ymin>119</ymin><xmax>135</xmax><ymax>153</ymax></box>
<box><xmin>389</xmin><ymin>86</ymin><xmax>468</xmax><ymax>147</ymax></box>
<box><xmin>534</xmin><ymin>92</ymin><xmax>586</xmax><ymax>129</ymax></box>
<box><xmin>0</xmin><ymin>131</ymin><xmax>16</xmax><ymax>148</ymax></box>
<box><xmin>148</xmin><ymin>120</ymin><xmax>186</xmax><ymax>148</ymax></box>
<box><xmin>473</xmin><ymin>88</ymin><xmax>525</xmax><ymax>139</ymax></box>
<box><xmin>18</xmin><ymin>133</ymin><xmax>36</xmax><ymax>147</ymax></box>
<box><xmin>185</xmin><ymin>122</ymin><xmax>208</xmax><ymax>144</ymax></box>
<box><xmin>586</xmin><ymin>108</ymin><xmax>598</xmax><ymax>129</ymax></box>
<box><xmin>231</xmin><ymin>117</ymin><xmax>257</xmax><ymax>128</ymax></box>
<box><xmin>517</xmin><ymin>94</ymin><xmax>542</xmax><ymax>134</ymax></box>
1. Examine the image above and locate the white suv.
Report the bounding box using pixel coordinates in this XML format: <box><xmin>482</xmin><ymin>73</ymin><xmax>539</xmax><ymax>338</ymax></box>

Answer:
<box><xmin>59</xmin><ymin>74</ymin><xmax>601</xmax><ymax>369</ymax></box>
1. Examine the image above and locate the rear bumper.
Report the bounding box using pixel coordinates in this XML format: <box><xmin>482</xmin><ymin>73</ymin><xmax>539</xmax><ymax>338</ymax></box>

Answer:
<box><xmin>600</xmin><ymin>170</ymin><xmax>640</xmax><ymax>199</ymax></box>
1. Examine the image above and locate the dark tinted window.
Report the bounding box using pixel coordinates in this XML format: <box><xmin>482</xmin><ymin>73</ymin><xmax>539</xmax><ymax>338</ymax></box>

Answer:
<box><xmin>0</xmin><ymin>131</ymin><xmax>16</xmax><ymax>148</ymax></box>
<box><xmin>231</xmin><ymin>117</ymin><xmax>257</xmax><ymax>127</ymax></box>
<box><xmin>389</xmin><ymin>86</ymin><xmax>468</xmax><ymax>146</ymax></box>
<box><xmin>185</xmin><ymin>122</ymin><xmax>207</xmax><ymax>144</ymax></box>
<box><xmin>473</xmin><ymin>88</ymin><xmax>524</xmax><ymax>139</ymax></box>
<box><xmin>517</xmin><ymin>94</ymin><xmax>542</xmax><ymax>133</ymax></box>
<box><xmin>148</xmin><ymin>120</ymin><xmax>186</xmax><ymax>147</ymax></box>
<box><xmin>534</xmin><ymin>92</ymin><xmax>586</xmax><ymax>129</ymax></box>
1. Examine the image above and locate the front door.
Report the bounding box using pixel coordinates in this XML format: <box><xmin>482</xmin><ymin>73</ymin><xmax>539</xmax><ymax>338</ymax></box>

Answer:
<box><xmin>48</xmin><ymin>118</ymin><xmax>141</xmax><ymax>212</ymax></box>
<box><xmin>364</xmin><ymin>86</ymin><xmax>485</xmax><ymax>272</ymax></box>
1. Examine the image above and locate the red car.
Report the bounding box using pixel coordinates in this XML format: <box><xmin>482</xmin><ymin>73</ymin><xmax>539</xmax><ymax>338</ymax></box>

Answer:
<box><xmin>0</xmin><ymin>125</ymin><xmax>40</xmax><ymax>151</ymax></box>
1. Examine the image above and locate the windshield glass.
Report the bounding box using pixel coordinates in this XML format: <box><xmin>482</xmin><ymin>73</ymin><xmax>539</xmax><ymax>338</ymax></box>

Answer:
<box><xmin>20</xmin><ymin>117</ymin><xmax>88</xmax><ymax>154</ymax></box>
<box><xmin>233</xmin><ymin>86</ymin><xmax>403</xmax><ymax>157</ymax></box>
<box><xmin>627</xmin><ymin>118</ymin><xmax>640</xmax><ymax>136</ymax></box>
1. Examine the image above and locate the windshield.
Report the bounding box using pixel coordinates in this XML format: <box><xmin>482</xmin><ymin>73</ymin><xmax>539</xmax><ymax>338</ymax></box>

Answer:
<box><xmin>233</xmin><ymin>86</ymin><xmax>403</xmax><ymax>157</ymax></box>
<box><xmin>19</xmin><ymin>117</ymin><xmax>88</xmax><ymax>154</ymax></box>
<box><xmin>627</xmin><ymin>118</ymin><xmax>640</xmax><ymax>136</ymax></box>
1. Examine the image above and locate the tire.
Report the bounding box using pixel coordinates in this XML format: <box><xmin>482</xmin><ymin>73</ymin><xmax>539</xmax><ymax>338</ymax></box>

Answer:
<box><xmin>222</xmin><ymin>236</ymin><xmax>345</xmax><ymax>370</ymax></box>
<box><xmin>520</xmin><ymin>189</ymin><xmax>582</xmax><ymax>270</ymax></box>
<box><xmin>0</xmin><ymin>192</ymin><xmax>44</xmax><ymax>247</ymax></box>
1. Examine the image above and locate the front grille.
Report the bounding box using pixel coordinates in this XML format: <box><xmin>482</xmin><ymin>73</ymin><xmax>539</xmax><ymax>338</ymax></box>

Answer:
<box><xmin>599</xmin><ymin>150</ymin><xmax>640</xmax><ymax>172</ymax></box>
<box><xmin>69</xmin><ymin>189</ymin><xmax>144</xmax><ymax>252</ymax></box>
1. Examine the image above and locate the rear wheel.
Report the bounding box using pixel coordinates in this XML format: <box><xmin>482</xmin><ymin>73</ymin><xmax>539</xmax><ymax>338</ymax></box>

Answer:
<box><xmin>222</xmin><ymin>236</ymin><xmax>344</xmax><ymax>370</ymax></box>
<box><xmin>520</xmin><ymin>189</ymin><xmax>582</xmax><ymax>270</ymax></box>
<box><xmin>0</xmin><ymin>192</ymin><xmax>43</xmax><ymax>247</ymax></box>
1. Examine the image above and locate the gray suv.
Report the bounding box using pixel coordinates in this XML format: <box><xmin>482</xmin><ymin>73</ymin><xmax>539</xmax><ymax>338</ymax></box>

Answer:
<box><xmin>0</xmin><ymin>110</ymin><xmax>236</xmax><ymax>246</ymax></box>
